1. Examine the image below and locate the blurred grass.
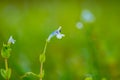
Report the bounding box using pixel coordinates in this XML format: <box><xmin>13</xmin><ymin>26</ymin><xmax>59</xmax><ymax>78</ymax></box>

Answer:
<box><xmin>0</xmin><ymin>0</ymin><xmax>120</xmax><ymax>80</ymax></box>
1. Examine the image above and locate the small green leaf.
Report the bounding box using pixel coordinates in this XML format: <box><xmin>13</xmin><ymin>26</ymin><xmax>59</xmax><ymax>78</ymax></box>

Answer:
<box><xmin>1</xmin><ymin>69</ymin><xmax>7</xmax><ymax>79</ymax></box>
<box><xmin>39</xmin><ymin>54</ymin><xmax>46</xmax><ymax>63</ymax></box>
<box><xmin>7</xmin><ymin>68</ymin><xmax>11</xmax><ymax>79</ymax></box>
<box><xmin>1</xmin><ymin>44</ymin><xmax>11</xmax><ymax>58</ymax></box>
<box><xmin>0</xmin><ymin>68</ymin><xmax>12</xmax><ymax>79</ymax></box>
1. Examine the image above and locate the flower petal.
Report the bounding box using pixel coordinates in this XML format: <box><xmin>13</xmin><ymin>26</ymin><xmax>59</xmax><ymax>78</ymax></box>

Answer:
<box><xmin>8</xmin><ymin>36</ymin><xmax>15</xmax><ymax>44</ymax></box>
<box><xmin>56</xmin><ymin>33</ymin><xmax>65</xmax><ymax>39</ymax></box>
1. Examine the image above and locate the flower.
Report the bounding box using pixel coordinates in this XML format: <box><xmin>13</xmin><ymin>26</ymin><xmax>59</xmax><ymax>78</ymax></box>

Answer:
<box><xmin>81</xmin><ymin>9</ymin><xmax>95</xmax><ymax>23</ymax></box>
<box><xmin>76</xmin><ymin>22</ymin><xmax>83</xmax><ymax>29</ymax></box>
<box><xmin>47</xmin><ymin>26</ymin><xmax>65</xmax><ymax>42</ymax></box>
<box><xmin>8</xmin><ymin>36</ymin><xmax>16</xmax><ymax>44</ymax></box>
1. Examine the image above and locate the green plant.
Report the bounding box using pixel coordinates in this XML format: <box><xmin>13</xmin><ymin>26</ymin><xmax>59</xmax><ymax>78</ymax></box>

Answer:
<box><xmin>22</xmin><ymin>26</ymin><xmax>65</xmax><ymax>80</ymax></box>
<box><xmin>1</xmin><ymin>36</ymin><xmax>15</xmax><ymax>80</ymax></box>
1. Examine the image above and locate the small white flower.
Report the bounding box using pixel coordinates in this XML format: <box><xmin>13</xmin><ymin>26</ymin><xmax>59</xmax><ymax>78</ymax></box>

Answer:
<box><xmin>81</xmin><ymin>9</ymin><xmax>95</xmax><ymax>23</ymax></box>
<box><xmin>76</xmin><ymin>22</ymin><xmax>83</xmax><ymax>29</ymax></box>
<box><xmin>47</xmin><ymin>26</ymin><xmax>65</xmax><ymax>42</ymax></box>
<box><xmin>56</xmin><ymin>33</ymin><xmax>65</xmax><ymax>39</ymax></box>
<box><xmin>8</xmin><ymin>36</ymin><xmax>15</xmax><ymax>44</ymax></box>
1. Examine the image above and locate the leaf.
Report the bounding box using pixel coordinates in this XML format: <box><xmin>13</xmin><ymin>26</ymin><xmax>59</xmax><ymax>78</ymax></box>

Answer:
<box><xmin>0</xmin><ymin>68</ymin><xmax>12</xmax><ymax>79</ymax></box>
<box><xmin>0</xmin><ymin>69</ymin><xmax>7</xmax><ymax>79</ymax></box>
<box><xmin>7</xmin><ymin>68</ymin><xmax>11</xmax><ymax>79</ymax></box>
<box><xmin>1</xmin><ymin>44</ymin><xmax>11</xmax><ymax>58</ymax></box>
<box><xmin>39</xmin><ymin>54</ymin><xmax>46</xmax><ymax>63</ymax></box>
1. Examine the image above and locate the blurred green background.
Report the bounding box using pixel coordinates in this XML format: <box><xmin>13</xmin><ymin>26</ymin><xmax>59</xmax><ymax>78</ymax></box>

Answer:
<box><xmin>0</xmin><ymin>0</ymin><xmax>120</xmax><ymax>80</ymax></box>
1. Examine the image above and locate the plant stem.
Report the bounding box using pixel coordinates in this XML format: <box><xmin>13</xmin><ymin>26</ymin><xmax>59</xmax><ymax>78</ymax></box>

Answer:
<box><xmin>40</xmin><ymin>40</ymin><xmax>48</xmax><ymax>80</ymax></box>
<box><xmin>5</xmin><ymin>58</ymin><xmax>8</xmax><ymax>71</ymax></box>
<box><xmin>5</xmin><ymin>58</ymin><xmax>9</xmax><ymax>80</ymax></box>
<box><xmin>40</xmin><ymin>62</ymin><xmax>43</xmax><ymax>80</ymax></box>
<box><xmin>43</xmin><ymin>40</ymin><xmax>48</xmax><ymax>55</ymax></box>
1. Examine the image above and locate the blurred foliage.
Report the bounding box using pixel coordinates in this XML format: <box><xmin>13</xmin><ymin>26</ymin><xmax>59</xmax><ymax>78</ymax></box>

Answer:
<box><xmin>0</xmin><ymin>0</ymin><xmax>120</xmax><ymax>80</ymax></box>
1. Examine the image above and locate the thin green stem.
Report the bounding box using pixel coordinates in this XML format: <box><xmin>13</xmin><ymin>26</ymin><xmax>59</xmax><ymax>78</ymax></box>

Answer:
<box><xmin>40</xmin><ymin>40</ymin><xmax>48</xmax><ymax>80</ymax></box>
<box><xmin>43</xmin><ymin>40</ymin><xmax>48</xmax><ymax>55</ymax></box>
<box><xmin>5</xmin><ymin>58</ymin><xmax>9</xmax><ymax>80</ymax></box>
<box><xmin>40</xmin><ymin>62</ymin><xmax>43</xmax><ymax>80</ymax></box>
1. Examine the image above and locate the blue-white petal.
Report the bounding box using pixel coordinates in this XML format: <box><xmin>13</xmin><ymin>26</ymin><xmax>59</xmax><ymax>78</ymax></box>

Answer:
<box><xmin>8</xmin><ymin>36</ymin><xmax>15</xmax><ymax>44</ymax></box>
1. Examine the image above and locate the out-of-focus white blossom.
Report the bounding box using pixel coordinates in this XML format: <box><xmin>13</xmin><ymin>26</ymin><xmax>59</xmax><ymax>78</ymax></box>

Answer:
<box><xmin>76</xmin><ymin>22</ymin><xmax>83</xmax><ymax>29</ymax></box>
<box><xmin>81</xmin><ymin>9</ymin><xmax>95</xmax><ymax>23</ymax></box>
